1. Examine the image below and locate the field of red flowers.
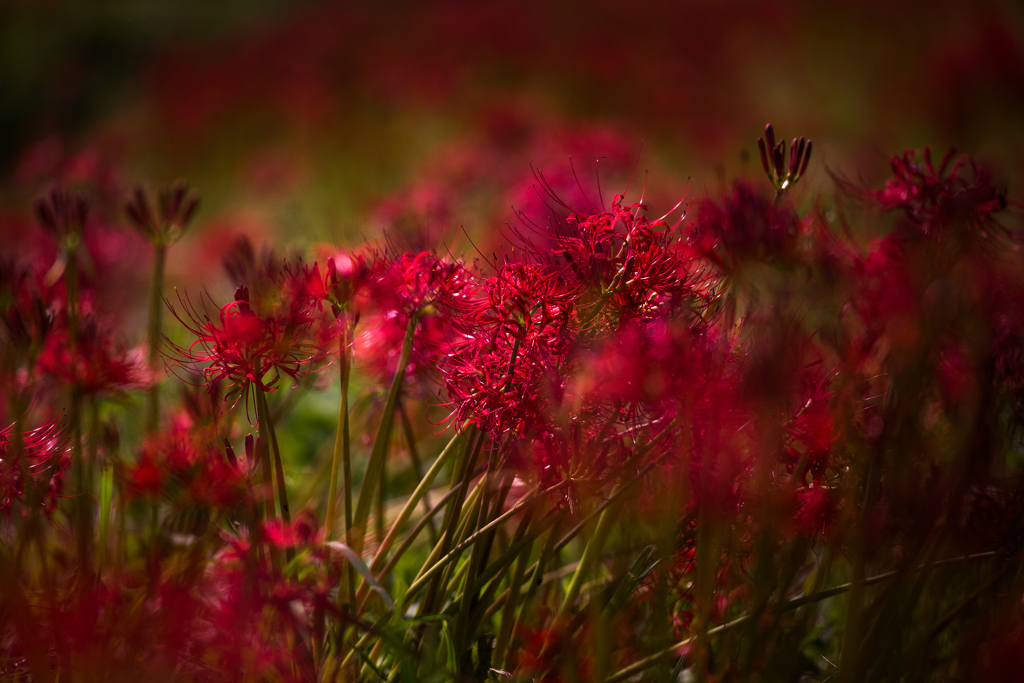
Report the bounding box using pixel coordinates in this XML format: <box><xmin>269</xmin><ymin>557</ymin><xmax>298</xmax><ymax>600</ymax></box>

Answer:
<box><xmin>3</xmin><ymin>2</ymin><xmax>1024</xmax><ymax>682</ymax></box>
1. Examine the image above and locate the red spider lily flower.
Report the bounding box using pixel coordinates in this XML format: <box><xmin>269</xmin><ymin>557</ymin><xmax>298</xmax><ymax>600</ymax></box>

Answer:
<box><xmin>439</xmin><ymin>261</ymin><xmax>577</xmax><ymax>435</ymax></box>
<box><xmin>872</xmin><ymin>147</ymin><xmax>1008</xmax><ymax>241</ymax></box>
<box><xmin>782</xmin><ymin>369</ymin><xmax>839</xmax><ymax>485</ymax></box>
<box><xmin>168</xmin><ymin>280</ymin><xmax>331</xmax><ymax>407</ymax></box>
<box><xmin>0</xmin><ymin>418</ymin><xmax>68</xmax><ymax>516</ymax></box>
<box><xmin>125</xmin><ymin>416</ymin><xmax>247</xmax><ymax>509</ymax></box>
<box><xmin>356</xmin><ymin>251</ymin><xmax>466</xmax><ymax>386</ymax></box>
<box><xmin>691</xmin><ymin>180</ymin><xmax>801</xmax><ymax>269</ymax></box>
<box><xmin>756</xmin><ymin>123</ymin><xmax>813</xmax><ymax>193</ymax></box>
<box><xmin>36</xmin><ymin>312</ymin><xmax>151</xmax><ymax>396</ymax></box>
<box><xmin>300</xmin><ymin>251</ymin><xmax>370</xmax><ymax>320</ymax></box>
<box><xmin>514</xmin><ymin>188</ymin><xmax>704</xmax><ymax>329</ymax></box>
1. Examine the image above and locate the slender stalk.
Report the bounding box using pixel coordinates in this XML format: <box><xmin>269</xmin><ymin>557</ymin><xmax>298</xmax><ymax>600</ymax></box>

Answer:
<box><xmin>351</xmin><ymin>314</ymin><xmax>418</xmax><ymax>553</ymax></box>
<box><xmin>552</xmin><ymin>497</ymin><xmax>619</xmax><ymax>626</ymax></box>
<box><xmin>256</xmin><ymin>389</ymin><xmax>291</xmax><ymax>567</ymax></box>
<box><xmin>367</xmin><ymin>428</ymin><xmax>465</xmax><ymax>573</ymax></box>
<box><xmin>493</xmin><ymin>513</ymin><xmax>534</xmax><ymax>669</ymax></box>
<box><xmin>403</xmin><ymin>482</ymin><xmax>552</xmax><ymax>600</ymax></box>
<box><xmin>256</xmin><ymin>389</ymin><xmax>291</xmax><ymax>523</ymax></box>
<box><xmin>146</xmin><ymin>244</ymin><xmax>166</xmax><ymax>432</ymax></box>
<box><xmin>325</xmin><ymin>323</ymin><xmax>351</xmax><ymax>541</ymax></box>
<box><xmin>452</xmin><ymin>455</ymin><xmax>499</xmax><ymax>653</ymax></box>
<box><xmin>399</xmin><ymin>399</ymin><xmax>438</xmax><ymax>544</ymax></box>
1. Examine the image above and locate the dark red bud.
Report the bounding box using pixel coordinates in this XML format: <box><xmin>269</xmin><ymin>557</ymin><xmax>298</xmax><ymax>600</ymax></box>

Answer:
<box><xmin>798</xmin><ymin>141</ymin><xmax>813</xmax><ymax>178</ymax></box>
<box><xmin>224</xmin><ymin>438</ymin><xmax>239</xmax><ymax>470</ymax></box>
<box><xmin>765</xmin><ymin>123</ymin><xmax>776</xmax><ymax>152</ymax></box>
<box><xmin>234</xmin><ymin>285</ymin><xmax>252</xmax><ymax>315</ymax></box>
<box><xmin>758</xmin><ymin>137</ymin><xmax>771</xmax><ymax>177</ymax></box>
<box><xmin>789</xmin><ymin>138</ymin><xmax>799</xmax><ymax>176</ymax></box>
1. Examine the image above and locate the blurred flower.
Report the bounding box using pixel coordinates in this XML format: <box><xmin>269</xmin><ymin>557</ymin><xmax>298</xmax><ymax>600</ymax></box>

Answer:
<box><xmin>871</xmin><ymin>147</ymin><xmax>1008</xmax><ymax>242</ymax></box>
<box><xmin>0</xmin><ymin>417</ymin><xmax>68</xmax><ymax>516</ymax></box>
<box><xmin>36</xmin><ymin>312</ymin><xmax>151</xmax><ymax>396</ymax></box>
<box><xmin>124</xmin><ymin>179</ymin><xmax>200</xmax><ymax>248</ymax></box>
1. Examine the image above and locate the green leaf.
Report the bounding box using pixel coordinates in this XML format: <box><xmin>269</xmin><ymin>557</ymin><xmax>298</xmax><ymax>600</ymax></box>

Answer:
<box><xmin>440</xmin><ymin>620</ymin><xmax>458</xmax><ymax>676</ymax></box>
<box><xmin>326</xmin><ymin>542</ymin><xmax>395</xmax><ymax>610</ymax></box>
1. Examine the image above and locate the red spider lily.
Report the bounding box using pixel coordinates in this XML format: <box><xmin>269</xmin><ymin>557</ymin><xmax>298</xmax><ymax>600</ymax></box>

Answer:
<box><xmin>355</xmin><ymin>251</ymin><xmax>466</xmax><ymax>386</ymax></box>
<box><xmin>0</xmin><ymin>418</ymin><xmax>68</xmax><ymax>516</ymax></box>
<box><xmin>300</xmin><ymin>251</ymin><xmax>370</xmax><ymax>320</ymax></box>
<box><xmin>573</xmin><ymin>318</ymin><xmax>712</xmax><ymax>423</ymax></box>
<box><xmin>168</xmin><ymin>281</ymin><xmax>331</xmax><ymax>406</ymax></box>
<box><xmin>514</xmin><ymin>188</ymin><xmax>705</xmax><ymax>329</ymax></box>
<box><xmin>792</xmin><ymin>484</ymin><xmax>841</xmax><ymax>539</ymax></box>
<box><xmin>691</xmin><ymin>180</ymin><xmax>801</xmax><ymax>269</ymax></box>
<box><xmin>36</xmin><ymin>312</ymin><xmax>151</xmax><ymax>396</ymax></box>
<box><xmin>872</xmin><ymin>147</ymin><xmax>1008</xmax><ymax>241</ymax></box>
<box><xmin>439</xmin><ymin>261</ymin><xmax>577</xmax><ymax>435</ymax></box>
<box><xmin>847</xmin><ymin>235</ymin><xmax>920</xmax><ymax>363</ymax></box>
<box><xmin>125</xmin><ymin>416</ymin><xmax>247</xmax><ymax>509</ymax></box>
<box><xmin>782</xmin><ymin>369</ymin><xmax>839</xmax><ymax>485</ymax></box>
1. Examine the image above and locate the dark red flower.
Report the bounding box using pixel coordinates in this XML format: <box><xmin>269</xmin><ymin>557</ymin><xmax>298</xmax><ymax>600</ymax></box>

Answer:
<box><xmin>0</xmin><ymin>417</ymin><xmax>68</xmax><ymax>516</ymax></box>
<box><xmin>36</xmin><ymin>312</ymin><xmax>150</xmax><ymax>396</ymax></box>
<box><xmin>126</xmin><ymin>416</ymin><xmax>247</xmax><ymax>509</ymax></box>
<box><xmin>872</xmin><ymin>147</ymin><xmax>1008</xmax><ymax>241</ymax></box>
<box><xmin>168</xmin><ymin>278</ymin><xmax>331</xmax><ymax>406</ymax></box>
<box><xmin>692</xmin><ymin>180</ymin><xmax>801</xmax><ymax>268</ymax></box>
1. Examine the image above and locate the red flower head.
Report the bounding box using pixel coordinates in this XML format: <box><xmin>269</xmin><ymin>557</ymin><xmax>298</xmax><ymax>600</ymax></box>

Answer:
<box><xmin>126</xmin><ymin>416</ymin><xmax>247</xmax><ymax>509</ymax></box>
<box><xmin>37</xmin><ymin>311</ymin><xmax>150</xmax><ymax>396</ymax></box>
<box><xmin>169</xmin><ymin>264</ymin><xmax>333</xmax><ymax>408</ymax></box>
<box><xmin>691</xmin><ymin>180</ymin><xmax>801</xmax><ymax>269</ymax></box>
<box><xmin>356</xmin><ymin>251</ymin><xmax>465</xmax><ymax>385</ymax></box>
<box><xmin>0</xmin><ymin>418</ymin><xmax>68</xmax><ymax>517</ymax></box>
<box><xmin>872</xmin><ymin>147</ymin><xmax>1008</xmax><ymax>242</ymax></box>
<box><xmin>440</xmin><ymin>260</ymin><xmax>577</xmax><ymax>435</ymax></box>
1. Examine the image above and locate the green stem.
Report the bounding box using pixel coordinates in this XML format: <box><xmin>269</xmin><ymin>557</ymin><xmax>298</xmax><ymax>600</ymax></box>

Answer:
<box><xmin>399</xmin><ymin>399</ymin><xmax>438</xmax><ymax>544</ymax></box>
<box><xmin>256</xmin><ymin>389</ymin><xmax>292</xmax><ymax>562</ymax></box>
<box><xmin>493</xmin><ymin>515</ymin><xmax>534</xmax><ymax>669</ymax></box>
<box><xmin>325</xmin><ymin>324</ymin><xmax>351</xmax><ymax>541</ymax></box>
<box><xmin>553</xmin><ymin>497</ymin><xmax>619</xmax><ymax>626</ymax></box>
<box><xmin>352</xmin><ymin>314</ymin><xmax>418</xmax><ymax>554</ymax></box>
<box><xmin>146</xmin><ymin>244</ymin><xmax>166</xmax><ymax>432</ymax></box>
<box><xmin>367</xmin><ymin>428</ymin><xmax>465</xmax><ymax>574</ymax></box>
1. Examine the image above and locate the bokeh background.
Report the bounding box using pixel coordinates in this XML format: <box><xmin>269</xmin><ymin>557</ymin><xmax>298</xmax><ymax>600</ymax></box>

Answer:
<box><xmin>3</xmin><ymin>0</ymin><xmax>1024</xmax><ymax>315</ymax></box>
